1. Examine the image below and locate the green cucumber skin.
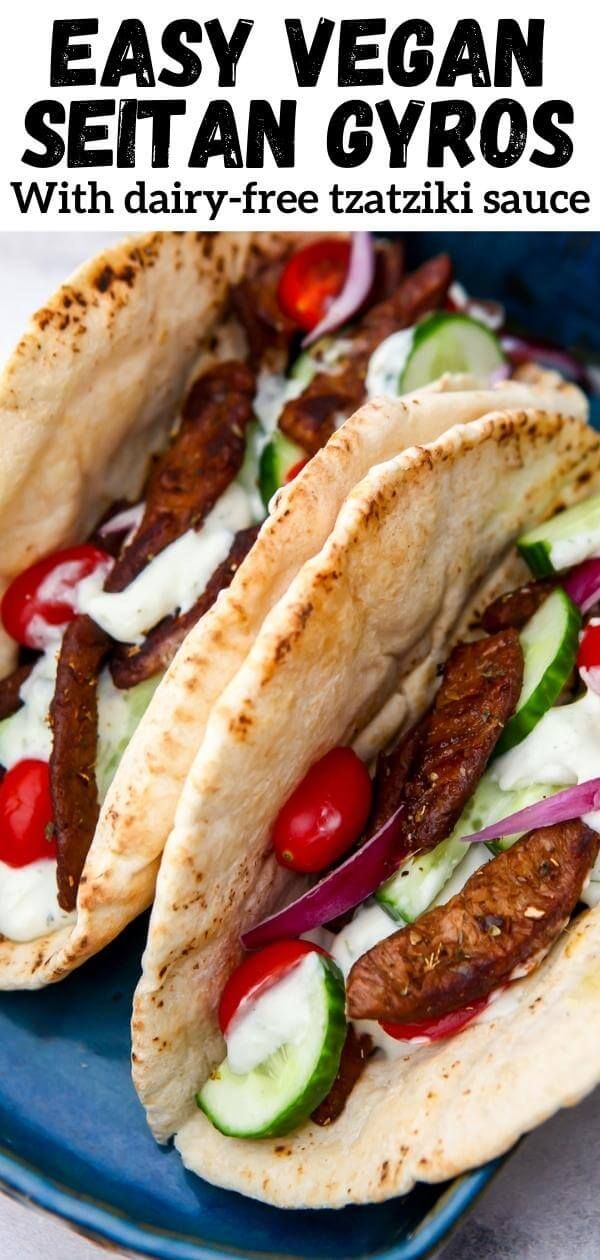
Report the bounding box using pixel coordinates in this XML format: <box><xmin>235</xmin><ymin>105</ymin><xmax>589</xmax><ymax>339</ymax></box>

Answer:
<box><xmin>517</xmin><ymin>493</ymin><xmax>600</xmax><ymax>577</ymax></box>
<box><xmin>495</xmin><ymin>590</ymin><xmax>581</xmax><ymax>757</ymax></box>
<box><xmin>517</xmin><ymin>538</ymin><xmax>555</xmax><ymax>578</ymax></box>
<box><xmin>258</xmin><ymin>433</ymin><xmax>305</xmax><ymax>510</ymax></box>
<box><xmin>196</xmin><ymin>957</ymin><xmax>347</xmax><ymax>1140</ymax></box>
<box><xmin>376</xmin><ymin>835</ymin><xmax>464</xmax><ymax>924</ymax></box>
<box><xmin>288</xmin><ymin>351</ymin><xmax>317</xmax><ymax>387</ymax></box>
<box><xmin>399</xmin><ymin>311</ymin><xmax>504</xmax><ymax>394</ymax></box>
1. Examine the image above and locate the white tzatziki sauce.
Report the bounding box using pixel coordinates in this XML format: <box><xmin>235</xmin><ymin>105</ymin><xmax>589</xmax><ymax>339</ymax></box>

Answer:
<box><xmin>550</xmin><ymin>537</ymin><xmax>600</xmax><ymax>572</ymax></box>
<box><xmin>0</xmin><ymin>458</ymin><xmax>258</xmax><ymax>945</ymax></box>
<box><xmin>0</xmin><ymin>648</ymin><xmax>58</xmax><ymax>771</ymax></box>
<box><xmin>226</xmin><ymin>951</ymin><xmax>320</xmax><ymax>1076</ymax></box>
<box><xmin>0</xmin><ymin>646</ymin><xmax>75</xmax><ymax>941</ymax></box>
<box><xmin>330</xmin><ymin>902</ymin><xmax>427</xmax><ymax>1060</ymax></box>
<box><xmin>365</xmin><ymin>329</ymin><xmax>415</xmax><ymax>398</ymax></box>
<box><xmin>253</xmin><ymin>371</ymin><xmax>306</xmax><ymax>436</ymax></box>
<box><xmin>491</xmin><ymin>684</ymin><xmax>600</xmax><ymax>906</ymax></box>
<box><xmin>78</xmin><ymin>481</ymin><xmax>255</xmax><ymax>644</ymax></box>
<box><xmin>330</xmin><ymin>902</ymin><xmax>397</xmax><ymax>979</ymax></box>
<box><xmin>0</xmin><ymin>860</ymin><xmax>75</xmax><ymax>942</ymax></box>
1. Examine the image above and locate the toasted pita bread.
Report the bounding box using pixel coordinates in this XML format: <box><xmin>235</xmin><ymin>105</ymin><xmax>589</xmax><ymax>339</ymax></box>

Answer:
<box><xmin>131</xmin><ymin>406</ymin><xmax>600</xmax><ymax>1207</ymax></box>
<box><xmin>3</xmin><ymin>233</ymin><xmax>580</xmax><ymax>987</ymax></box>
<box><xmin>0</xmin><ymin>229</ymin><xmax>301</xmax><ymax>985</ymax></box>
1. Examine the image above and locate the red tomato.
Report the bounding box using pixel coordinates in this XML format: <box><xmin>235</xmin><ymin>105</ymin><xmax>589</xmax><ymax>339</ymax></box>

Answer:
<box><xmin>284</xmin><ymin>458</ymin><xmax>309</xmax><ymax>484</ymax></box>
<box><xmin>578</xmin><ymin>622</ymin><xmax>600</xmax><ymax>671</ymax></box>
<box><xmin>277</xmin><ymin>240</ymin><xmax>351</xmax><ymax>332</ymax></box>
<box><xmin>380</xmin><ymin>997</ymin><xmax>489</xmax><ymax>1043</ymax></box>
<box><xmin>0</xmin><ymin>760</ymin><xmax>55</xmax><ymax>867</ymax></box>
<box><xmin>272</xmin><ymin>747</ymin><xmax>372</xmax><ymax>874</ymax></box>
<box><xmin>2</xmin><ymin>544</ymin><xmax>111</xmax><ymax>649</ymax></box>
<box><xmin>219</xmin><ymin>940</ymin><xmax>326</xmax><ymax>1035</ymax></box>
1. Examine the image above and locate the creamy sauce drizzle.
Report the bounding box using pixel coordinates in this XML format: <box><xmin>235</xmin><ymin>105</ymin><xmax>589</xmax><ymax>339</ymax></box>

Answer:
<box><xmin>226</xmin><ymin>952</ymin><xmax>320</xmax><ymax>1076</ymax></box>
<box><xmin>78</xmin><ymin>481</ymin><xmax>254</xmax><ymax>644</ymax></box>
<box><xmin>0</xmin><ymin>860</ymin><xmax>75</xmax><ymax>942</ymax></box>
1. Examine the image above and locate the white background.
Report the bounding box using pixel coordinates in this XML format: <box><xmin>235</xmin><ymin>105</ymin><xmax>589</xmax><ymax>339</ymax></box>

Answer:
<box><xmin>0</xmin><ymin>0</ymin><xmax>597</xmax><ymax>231</ymax></box>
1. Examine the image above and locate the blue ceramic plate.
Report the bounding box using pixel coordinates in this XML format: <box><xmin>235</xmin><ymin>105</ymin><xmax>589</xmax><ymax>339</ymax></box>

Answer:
<box><xmin>0</xmin><ymin>916</ymin><xmax>502</xmax><ymax>1260</ymax></box>
<box><xmin>0</xmin><ymin>233</ymin><xmax>597</xmax><ymax>1260</ymax></box>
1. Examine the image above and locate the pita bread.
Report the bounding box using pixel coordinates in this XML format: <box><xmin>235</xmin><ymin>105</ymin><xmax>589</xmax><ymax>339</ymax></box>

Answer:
<box><xmin>0</xmin><ymin>229</ymin><xmax>304</xmax><ymax>985</ymax></box>
<box><xmin>131</xmin><ymin>406</ymin><xmax>600</xmax><ymax>1207</ymax></box>
<box><xmin>3</xmin><ymin>233</ymin><xmax>578</xmax><ymax>987</ymax></box>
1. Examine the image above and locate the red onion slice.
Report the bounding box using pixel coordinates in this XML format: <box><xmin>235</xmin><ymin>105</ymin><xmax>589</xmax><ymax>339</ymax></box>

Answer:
<box><xmin>581</xmin><ymin>666</ymin><xmax>600</xmax><ymax>697</ymax></box>
<box><xmin>241</xmin><ymin>804</ymin><xmax>405</xmax><ymax>950</ymax></box>
<box><xmin>489</xmin><ymin>363</ymin><xmax>512</xmax><ymax>386</ymax></box>
<box><xmin>461</xmin><ymin>778</ymin><xmax>600</xmax><ymax>845</ymax></box>
<box><xmin>564</xmin><ymin>558</ymin><xmax>600</xmax><ymax>614</ymax></box>
<box><xmin>449</xmin><ymin>284</ymin><xmax>505</xmax><ymax>332</ymax></box>
<box><xmin>302</xmin><ymin>232</ymin><xmax>375</xmax><ymax>349</ymax></box>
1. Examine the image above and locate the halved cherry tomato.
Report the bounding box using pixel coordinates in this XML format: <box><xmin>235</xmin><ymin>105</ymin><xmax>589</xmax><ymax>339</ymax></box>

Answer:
<box><xmin>577</xmin><ymin>622</ymin><xmax>600</xmax><ymax>671</ymax></box>
<box><xmin>219</xmin><ymin>940</ymin><xmax>327</xmax><ymax>1036</ymax></box>
<box><xmin>272</xmin><ymin>747</ymin><xmax>372</xmax><ymax>874</ymax></box>
<box><xmin>2</xmin><ymin>544</ymin><xmax>112</xmax><ymax>649</ymax></box>
<box><xmin>277</xmin><ymin>239</ymin><xmax>351</xmax><ymax>332</ymax></box>
<box><xmin>380</xmin><ymin>997</ymin><xmax>489</xmax><ymax>1044</ymax></box>
<box><xmin>0</xmin><ymin>760</ymin><xmax>55</xmax><ymax>867</ymax></box>
<box><xmin>284</xmin><ymin>458</ymin><xmax>309</xmax><ymax>484</ymax></box>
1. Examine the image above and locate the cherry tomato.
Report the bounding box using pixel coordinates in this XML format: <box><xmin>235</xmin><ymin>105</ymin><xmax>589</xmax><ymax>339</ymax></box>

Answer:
<box><xmin>0</xmin><ymin>760</ymin><xmax>55</xmax><ymax>868</ymax></box>
<box><xmin>272</xmin><ymin>747</ymin><xmax>372</xmax><ymax>874</ymax></box>
<box><xmin>578</xmin><ymin>622</ymin><xmax>600</xmax><ymax>671</ymax></box>
<box><xmin>284</xmin><ymin>458</ymin><xmax>309</xmax><ymax>484</ymax></box>
<box><xmin>2</xmin><ymin>544</ymin><xmax>112</xmax><ymax>649</ymax></box>
<box><xmin>277</xmin><ymin>240</ymin><xmax>351</xmax><ymax>332</ymax></box>
<box><xmin>380</xmin><ymin>997</ymin><xmax>489</xmax><ymax>1044</ymax></box>
<box><xmin>219</xmin><ymin>940</ymin><xmax>326</xmax><ymax>1035</ymax></box>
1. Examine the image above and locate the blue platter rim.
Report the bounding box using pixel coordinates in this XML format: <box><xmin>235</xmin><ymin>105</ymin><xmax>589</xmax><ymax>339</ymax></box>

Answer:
<box><xmin>0</xmin><ymin>1145</ymin><xmax>503</xmax><ymax>1260</ymax></box>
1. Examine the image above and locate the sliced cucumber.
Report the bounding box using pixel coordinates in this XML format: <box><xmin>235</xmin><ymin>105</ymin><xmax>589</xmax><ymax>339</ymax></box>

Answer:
<box><xmin>96</xmin><ymin>672</ymin><xmax>162</xmax><ymax>802</ymax></box>
<box><xmin>258</xmin><ymin>431</ymin><xmax>305</xmax><ymax>509</ymax></box>
<box><xmin>235</xmin><ymin>420</ymin><xmax>266</xmax><ymax>524</ymax></box>
<box><xmin>487</xmin><ymin>782</ymin><xmax>565</xmax><ymax>853</ymax></box>
<box><xmin>197</xmin><ymin>954</ymin><xmax>346</xmax><ymax>1139</ymax></box>
<box><xmin>288</xmin><ymin>350</ymin><xmax>317</xmax><ymax>387</ymax></box>
<box><xmin>398</xmin><ymin>312</ymin><xmax>505</xmax><ymax>393</ymax></box>
<box><xmin>375</xmin><ymin>772</ymin><xmax>563</xmax><ymax>922</ymax></box>
<box><xmin>494</xmin><ymin>588</ymin><xmax>581</xmax><ymax>756</ymax></box>
<box><xmin>518</xmin><ymin>493</ymin><xmax>600</xmax><ymax>576</ymax></box>
<box><xmin>375</xmin><ymin>771</ymin><xmax>509</xmax><ymax>923</ymax></box>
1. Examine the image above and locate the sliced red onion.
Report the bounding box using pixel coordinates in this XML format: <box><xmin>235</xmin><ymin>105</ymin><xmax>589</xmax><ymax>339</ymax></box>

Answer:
<box><xmin>302</xmin><ymin>232</ymin><xmax>375</xmax><ymax>349</ymax></box>
<box><xmin>241</xmin><ymin>804</ymin><xmax>406</xmax><ymax>950</ymax></box>
<box><xmin>448</xmin><ymin>283</ymin><xmax>505</xmax><ymax>332</ymax></box>
<box><xmin>461</xmin><ymin>779</ymin><xmax>600</xmax><ymax>845</ymax></box>
<box><xmin>489</xmin><ymin>363</ymin><xmax>512</xmax><ymax>386</ymax></box>
<box><xmin>581</xmin><ymin>666</ymin><xmax>600</xmax><ymax>697</ymax></box>
<box><xmin>99</xmin><ymin>503</ymin><xmax>144</xmax><ymax>538</ymax></box>
<box><xmin>564</xmin><ymin>558</ymin><xmax>600</xmax><ymax>614</ymax></box>
<box><xmin>501</xmin><ymin>334</ymin><xmax>587</xmax><ymax>385</ymax></box>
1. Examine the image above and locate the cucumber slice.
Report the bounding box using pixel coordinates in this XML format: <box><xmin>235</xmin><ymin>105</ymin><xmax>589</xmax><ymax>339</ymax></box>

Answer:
<box><xmin>494</xmin><ymin>588</ymin><xmax>581</xmax><ymax>756</ymax></box>
<box><xmin>288</xmin><ymin>350</ymin><xmax>317</xmax><ymax>387</ymax></box>
<box><xmin>258</xmin><ymin>431</ymin><xmax>305</xmax><ymax>509</ymax></box>
<box><xmin>96</xmin><ymin>672</ymin><xmax>162</xmax><ymax>802</ymax></box>
<box><xmin>375</xmin><ymin>772</ymin><xmax>562</xmax><ymax>922</ymax></box>
<box><xmin>235</xmin><ymin>421</ymin><xmax>266</xmax><ymax>524</ymax></box>
<box><xmin>487</xmin><ymin>782</ymin><xmax>564</xmax><ymax>853</ymax></box>
<box><xmin>518</xmin><ymin>493</ymin><xmax>600</xmax><ymax>576</ymax></box>
<box><xmin>375</xmin><ymin>771</ymin><xmax>509</xmax><ymax>923</ymax></box>
<box><xmin>197</xmin><ymin>954</ymin><xmax>346</xmax><ymax>1139</ymax></box>
<box><xmin>398</xmin><ymin>312</ymin><xmax>505</xmax><ymax>393</ymax></box>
